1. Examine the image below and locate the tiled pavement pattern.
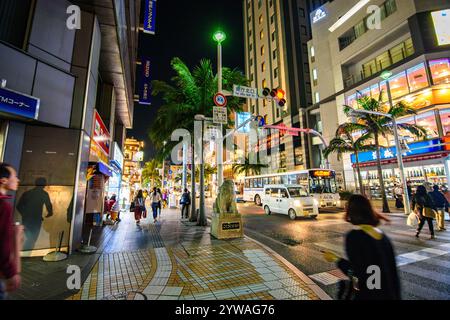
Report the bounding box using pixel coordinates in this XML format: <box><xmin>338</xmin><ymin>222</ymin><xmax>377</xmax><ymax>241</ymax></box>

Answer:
<box><xmin>67</xmin><ymin>210</ymin><xmax>328</xmax><ymax>300</ymax></box>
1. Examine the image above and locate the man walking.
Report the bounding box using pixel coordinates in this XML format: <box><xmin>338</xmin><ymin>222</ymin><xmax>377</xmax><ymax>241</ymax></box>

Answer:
<box><xmin>429</xmin><ymin>185</ymin><xmax>448</xmax><ymax>231</ymax></box>
<box><xmin>180</xmin><ymin>188</ymin><xmax>191</xmax><ymax>219</ymax></box>
<box><xmin>0</xmin><ymin>163</ymin><xmax>22</xmax><ymax>299</ymax></box>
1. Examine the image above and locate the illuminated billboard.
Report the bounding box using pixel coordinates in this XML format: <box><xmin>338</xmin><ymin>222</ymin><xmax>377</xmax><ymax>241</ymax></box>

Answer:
<box><xmin>432</xmin><ymin>9</ymin><xmax>450</xmax><ymax>46</ymax></box>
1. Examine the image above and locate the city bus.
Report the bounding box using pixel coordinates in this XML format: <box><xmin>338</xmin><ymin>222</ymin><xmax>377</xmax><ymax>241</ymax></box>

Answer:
<box><xmin>243</xmin><ymin>169</ymin><xmax>342</xmax><ymax>209</ymax></box>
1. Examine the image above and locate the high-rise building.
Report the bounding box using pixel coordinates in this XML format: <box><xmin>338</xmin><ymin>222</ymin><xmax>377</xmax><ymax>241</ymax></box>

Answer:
<box><xmin>307</xmin><ymin>0</ymin><xmax>450</xmax><ymax>195</ymax></box>
<box><xmin>243</xmin><ymin>0</ymin><xmax>328</xmax><ymax>173</ymax></box>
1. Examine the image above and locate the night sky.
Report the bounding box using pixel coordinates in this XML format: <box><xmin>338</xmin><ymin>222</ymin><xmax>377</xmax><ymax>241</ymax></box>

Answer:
<box><xmin>128</xmin><ymin>0</ymin><xmax>245</xmax><ymax>161</ymax></box>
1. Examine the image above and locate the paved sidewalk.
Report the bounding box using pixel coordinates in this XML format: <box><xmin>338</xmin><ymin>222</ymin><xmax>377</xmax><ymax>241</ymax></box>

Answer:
<box><xmin>67</xmin><ymin>208</ymin><xmax>330</xmax><ymax>300</ymax></box>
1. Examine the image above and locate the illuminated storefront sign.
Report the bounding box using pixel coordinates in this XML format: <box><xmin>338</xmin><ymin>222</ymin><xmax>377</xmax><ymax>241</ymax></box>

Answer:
<box><xmin>431</xmin><ymin>9</ymin><xmax>450</xmax><ymax>46</ymax></box>
<box><xmin>111</xmin><ymin>142</ymin><xmax>124</xmax><ymax>171</ymax></box>
<box><xmin>310</xmin><ymin>170</ymin><xmax>334</xmax><ymax>177</ymax></box>
<box><xmin>312</xmin><ymin>7</ymin><xmax>327</xmax><ymax>24</ymax></box>
<box><xmin>93</xmin><ymin>110</ymin><xmax>110</xmax><ymax>156</ymax></box>
<box><xmin>351</xmin><ymin>138</ymin><xmax>443</xmax><ymax>164</ymax></box>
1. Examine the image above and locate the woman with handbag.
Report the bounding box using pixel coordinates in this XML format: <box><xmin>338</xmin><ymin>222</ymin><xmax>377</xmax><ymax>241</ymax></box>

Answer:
<box><xmin>133</xmin><ymin>190</ymin><xmax>145</xmax><ymax>225</ymax></box>
<box><xmin>322</xmin><ymin>194</ymin><xmax>400</xmax><ymax>300</ymax></box>
<box><xmin>413</xmin><ymin>185</ymin><xmax>436</xmax><ymax>239</ymax></box>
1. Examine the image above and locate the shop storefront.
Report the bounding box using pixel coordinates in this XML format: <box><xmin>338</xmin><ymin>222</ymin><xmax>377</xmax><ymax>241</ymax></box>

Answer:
<box><xmin>107</xmin><ymin>142</ymin><xmax>124</xmax><ymax>200</ymax></box>
<box><xmin>84</xmin><ymin>111</ymin><xmax>112</xmax><ymax>226</ymax></box>
<box><xmin>351</xmin><ymin>138</ymin><xmax>450</xmax><ymax>199</ymax></box>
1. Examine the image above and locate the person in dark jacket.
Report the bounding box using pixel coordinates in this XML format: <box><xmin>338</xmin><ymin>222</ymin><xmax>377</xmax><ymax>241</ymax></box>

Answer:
<box><xmin>180</xmin><ymin>189</ymin><xmax>191</xmax><ymax>219</ymax></box>
<box><xmin>413</xmin><ymin>185</ymin><xmax>436</xmax><ymax>239</ymax></box>
<box><xmin>429</xmin><ymin>185</ymin><xmax>447</xmax><ymax>231</ymax></box>
<box><xmin>323</xmin><ymin>194</ymin><xmax>401</xmax><ymax>300</ymax></box>
<box><xmin>0</xmin><ymin>163</ymin><xmax>22</xmax><ymax>300</ymax></box>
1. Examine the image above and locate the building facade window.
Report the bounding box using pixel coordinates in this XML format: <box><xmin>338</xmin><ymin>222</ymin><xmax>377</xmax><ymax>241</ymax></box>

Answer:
<box><xmin>301</xmin><ymin>26</ymin><xmax>307</xmax><ymax>35</ymax></box>
<box><xmin>271</xmin><ymin>14</ymin><xmax>275</xmax><ymax>24</ymax></box>
<box><xmin>258</xmin><ymin>0</ymin><xmax>262</xmax><ymax>9</ymax></box>
<box><xmin>388</xmin><ymin>71</ymin><xmax>409</xmax><ymax>99</ymax></box>
<box><xmin>315</xmin><ymin>92</ymin><xmax>320</xmax><ymax>103</ymax></box>
<box><xmin>260</xmin><ymin>30</ymin><xmax>264</xmax><ymax>40</ymax></box>
<box><xmin>272</xmin><ymin>31</ymin><xmax>276</xmax><ymax>42</ymax></box>
<box><xmin>261</xmin><ymin>62</ymin><xmax>266</xmax><ymax>72</ymax></box>
<box><xmin>273</xmin><ymin>50</ymin><xmax>277</xmax><ymax>60</ymax></box>
<box><xmin>429</xmin><ymin>59</ymin><xmax>450</xmax><ymax>85</ymax></box>
<box><xmin>259</xmin><ymin>14</ymin><xmax>263</xmax><ymax>24</ymax></box>
<box><xmin>299</xmin><ymin>8</ymin><xmax>305</xmax><ymax>17</ymax></box>
<box><xmin>262</xmin><ymin>79</ymin><xmax>267</xmax><ymax>88</ymax></box>
<box><xmin>406</xmin><ymin>63</ymin><xmax>429</xmax><ymax>92</ymax></box>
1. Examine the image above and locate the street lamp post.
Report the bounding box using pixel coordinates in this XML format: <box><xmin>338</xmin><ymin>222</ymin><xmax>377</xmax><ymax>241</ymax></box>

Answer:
<box><xmin>350</xmin><ymin>109</ymin><xmax>411</xmax><ymax>215</ymax></box>
<box><xmin>195</xmin><ymin>114</ymin><xmax>209</xmax><ymax>226</ymax></box>
<box><xmin>213</xmin><ymin>30</ymin><xmax>226</xmax><ymax>189</ymax></box>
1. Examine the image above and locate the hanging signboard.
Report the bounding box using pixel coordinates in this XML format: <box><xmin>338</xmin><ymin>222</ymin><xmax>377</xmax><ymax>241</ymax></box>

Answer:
<box><xmin>139</xmin><ymin>57</ymin><xmax>152</xmax><ymax>105</ymax></box>
<box><xmin>92</xmin><ymin>110</ymin><xmax>110</xmax><ymax>156</ymax></box>
<box><xmin>0</xmin><ymin>87</ymin><xmax>40</xmax><ymax>120</ymax></box>
<box><xmin>143</xmin><ymin>0</ymin><xmax>157</xmax><ymax>35</ymax></box>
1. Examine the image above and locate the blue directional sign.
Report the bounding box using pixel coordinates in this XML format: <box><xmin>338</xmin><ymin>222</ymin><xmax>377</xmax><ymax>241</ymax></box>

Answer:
<box><xmin>143</xmin><ymin>0</ymin><xmax>157</xmax><ymax>35</ymax></box>
<box><xmin>139</xmin><ymin>57</ymin><xmax>152</xmax><ymax>105</ymax></box>
<box><xmin>0</xmin><ymin>87</ymin><xmax>39</xmax><ymax>120</ymax></box>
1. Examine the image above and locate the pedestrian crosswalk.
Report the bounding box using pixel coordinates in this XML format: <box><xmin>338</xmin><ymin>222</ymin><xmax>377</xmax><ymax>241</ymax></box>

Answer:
<box><xmin>308</xmin><ymin>227</ymin><xmax>450</xmax><ymax>299</ymax></box>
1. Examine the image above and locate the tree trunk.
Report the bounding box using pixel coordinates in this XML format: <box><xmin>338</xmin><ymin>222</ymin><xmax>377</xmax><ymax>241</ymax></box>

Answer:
<box><xmin>189</xmin><ymin>137</ymin><xmax>197</xmax><ymax>222</ymax></box>
<box><xmin>354</xmin><ymin>151</ymin><xmax>365</xmax><ymax>196</ymax></box>
<box><xmin>375</xmin><ymin>134</ymin><xmax>390</xmax><ymax>213</ymax></box>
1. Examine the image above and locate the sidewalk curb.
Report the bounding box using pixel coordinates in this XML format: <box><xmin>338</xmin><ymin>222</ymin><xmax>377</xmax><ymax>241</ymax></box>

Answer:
<box><xmin>243</xmin><ymin>234</ymin><xmax>333</xmax><ymax>301</ymax></box>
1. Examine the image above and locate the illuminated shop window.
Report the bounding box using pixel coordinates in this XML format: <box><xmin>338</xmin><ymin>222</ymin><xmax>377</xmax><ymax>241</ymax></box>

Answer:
<box><xmin>397</xmin><ymin>111</ymin><xmax>438</xmax><ymax>142</ymax></box>
<box><xmin>388</xmin><ymin>71</ymin><xmax>409</xmax><ymax>99</ymax></box>
<box><xmin>429</xmin><ymin>59</ymin><xmax>450</xmax><ymax>85</ymax></box>
<box><xmin>346</xmin><ymin>93</ymin><xmax>357</xmax><ymax>108</ymax></box>
<box><xmin>370</xmin><ymin>83</ymin><xmax>380</xmax><ymax>98</ymax></box>
<box><xmin>407</xmin><ymin>63</ymin><xmax>429</xmax><ymax>92</ymax></box>
<box><xmin>439</xmin><ymin>108</ymin><xmax>450</xmax><ymax>135</ymax></box>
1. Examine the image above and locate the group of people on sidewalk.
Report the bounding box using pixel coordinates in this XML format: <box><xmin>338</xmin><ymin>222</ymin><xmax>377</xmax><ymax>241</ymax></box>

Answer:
<box><xmin>131</xmin><ymin>188</ymin><xmax>168</xmax><ymax>225</ymax></box>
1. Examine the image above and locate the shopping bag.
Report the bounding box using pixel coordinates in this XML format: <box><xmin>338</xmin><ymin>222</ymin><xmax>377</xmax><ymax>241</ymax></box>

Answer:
<box><xmin>407</xmin><ymin>212</ymin><xmax>418</xmax><ymax>227</ymax></box>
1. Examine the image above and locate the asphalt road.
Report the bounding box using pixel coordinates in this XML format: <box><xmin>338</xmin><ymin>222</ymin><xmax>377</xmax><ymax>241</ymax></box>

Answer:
<box><xmin>207</xmin><ymin>200</ymin><xmax>450</xmax><ymax>300</ymax></box>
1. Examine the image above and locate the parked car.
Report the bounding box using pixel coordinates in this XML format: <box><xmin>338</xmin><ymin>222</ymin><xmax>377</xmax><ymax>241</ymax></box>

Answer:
<box><xmin>262</xmin><ymin>184</ymin><xmax>319</xmax><ymax>220</ymax></box>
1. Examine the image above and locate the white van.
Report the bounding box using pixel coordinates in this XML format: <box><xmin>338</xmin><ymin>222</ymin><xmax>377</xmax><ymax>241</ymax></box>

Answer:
<box><xmin>262</xmin><ymin>184</ymin><xmax>319</xmax><ymax>220</ymax></box>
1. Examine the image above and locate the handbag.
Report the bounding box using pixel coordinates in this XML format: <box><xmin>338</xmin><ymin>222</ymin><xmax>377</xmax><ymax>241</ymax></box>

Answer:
<box><xmin>130</xmin><ymin>201</ymin><xmax>135</xmax><ymax>212</ymax></box>
<box><xmin>407</xmin><ymin>211</ymin><xmax>419</xmax><ymax>227</ymax></box>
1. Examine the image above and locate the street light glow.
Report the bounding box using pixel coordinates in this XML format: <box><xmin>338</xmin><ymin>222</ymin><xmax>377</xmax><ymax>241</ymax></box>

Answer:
<box><xmin>213</xmin><ymin>30</ymin><xmax>226</xmax><ymax>43</ymax></box>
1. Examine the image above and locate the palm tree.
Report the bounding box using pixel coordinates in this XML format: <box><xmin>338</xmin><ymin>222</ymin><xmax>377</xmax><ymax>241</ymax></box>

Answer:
<box><xmin>142</xmin><ymin>159</ymin><xmax>161</xmax><ymax>189</ymax></box>
<box><xmin>232</xmin><ymin>157</ymin><xmax>269</xmax><ymax>176</ymax></box>
<box><xmin>343</xmin><ymin>94</ymin><xmax>426</xmax><ymax>213</ymax></box>
<box><xmin>149</xmin><ymin>57</ymin><xmax>248</xmax><ymax>225</ymax></box>
<box><xmin>324</xmin><ymin>123</ymin><xmax>374</xmax><ymax>196</ymax></box>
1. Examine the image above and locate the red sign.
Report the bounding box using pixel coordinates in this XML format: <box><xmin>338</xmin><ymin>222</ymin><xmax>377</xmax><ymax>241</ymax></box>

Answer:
<box><xmin>213</xmin><ymin>93</ymin><xmax>227</xmax><ymax>107</ymax></box>
<box><xmin>93</xmin><ymin>110</ymin><xmax>110</xmax><ymax>156</ymax></box>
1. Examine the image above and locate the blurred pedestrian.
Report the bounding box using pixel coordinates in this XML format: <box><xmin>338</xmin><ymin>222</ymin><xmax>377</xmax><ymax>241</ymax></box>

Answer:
<box><xmin>150</xmin><ymin>188</ymin><xmax>162</xmax><ymax>223</ymax></box>
<box><xmin>180</xmin><ymin>188</ymin><xmax>191</xmax><ymax>219</ymax></box>
<box><xmin>322</xmin><ymin>194</ymin><xmax>400</xmax><ymax>300</ymax></box>
<box><xmin>429</xmin><ymin>185</ymin><xmax>447</xmax><ymax>231</ymax></box>
<box><xmin>0</xmin><ymin>163</ymin><xmax>23</xmax><ymax>300</ymax></box>
<box><xmin>393</xmin><ymin>184</ymin><xmax>404</xmax><ymax>209</ymax></box>
<box><xmin>157</xmin><ymin>188</ymin><xmax>163</xmax><ymax>217</ymax></box>
<box><xmin>133</xmin><ymin>190</ymin><xmax>145</xmax><ymax>225</ymax></box>
<box><xmin>413</xmin><ymin>185</ymin><xmax>436</xmax><ymax>239</ymax></box>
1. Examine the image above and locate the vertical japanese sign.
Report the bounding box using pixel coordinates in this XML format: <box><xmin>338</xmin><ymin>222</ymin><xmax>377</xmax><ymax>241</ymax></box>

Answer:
<box><xmin>139</xmin><ymin>57</ymin><xmax>152</xmax><ymax>105</ymax></box>
<box><xmin>92</xmin><ymin>110</ymin><xmax>111</xmax><ymax>161</ymax></box>
<box><xmin>143</xmin><ymin>0</ymin><xmax>157</xmax><ymax>35</ymax></box>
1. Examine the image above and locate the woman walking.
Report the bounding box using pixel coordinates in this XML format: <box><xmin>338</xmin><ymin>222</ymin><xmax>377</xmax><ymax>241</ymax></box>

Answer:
<box><xmin>413</xmin><ymin>185</ymin><xmax>436</xmax><ymax>239</ymax></box>
<box><xmin>150</xmin><ymin>187</ymin><xmax>162</xmax><ymax>223</ymax></box>
<box><xmin>322</xmin><ymin>195</ymin><xmax>400</xmax><ymax>300</ymax></box>
<box><xmin>133</xmin><ymin>190</ymin><xmax>145</xmax><ymax>225</ymax></box>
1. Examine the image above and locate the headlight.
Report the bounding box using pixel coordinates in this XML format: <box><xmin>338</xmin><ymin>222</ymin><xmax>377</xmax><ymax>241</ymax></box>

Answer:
<box><xmin>294</xmin><ymin>200</ymin><xmax>302</xmax><ymax>207</ymax></box>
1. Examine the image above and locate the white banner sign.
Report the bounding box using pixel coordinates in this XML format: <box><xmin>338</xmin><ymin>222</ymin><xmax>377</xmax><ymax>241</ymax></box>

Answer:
<box><xmin>233</xmin><ymin>85</ymin><xmax>259</xmax><ymax>99</ymax></box>
<box><xmin>213</xmin><ymin>107</ymin><xmax>228</xmax><ymax>124</ymax></box>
